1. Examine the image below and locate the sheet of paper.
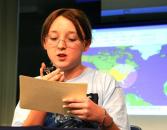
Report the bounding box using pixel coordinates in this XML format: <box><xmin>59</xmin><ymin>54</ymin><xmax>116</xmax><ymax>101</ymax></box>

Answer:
<box><xmin>19</xmin><ymin>75</ymin><xmax>87</xmax><ymax>115</ymax></box>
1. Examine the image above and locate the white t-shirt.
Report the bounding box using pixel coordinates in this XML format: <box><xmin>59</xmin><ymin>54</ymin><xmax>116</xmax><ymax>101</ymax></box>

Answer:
<box><xmin>12</xmin><ymin>67</ymin><xmax>129</xmax><ymax>130</ymax></box>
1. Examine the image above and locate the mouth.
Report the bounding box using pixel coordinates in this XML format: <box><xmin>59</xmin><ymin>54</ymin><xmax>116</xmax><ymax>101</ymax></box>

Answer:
<box><xmin>57</xmin><ymin>53</ymin><xmax>67</xmax><ymax>60</ymax></box>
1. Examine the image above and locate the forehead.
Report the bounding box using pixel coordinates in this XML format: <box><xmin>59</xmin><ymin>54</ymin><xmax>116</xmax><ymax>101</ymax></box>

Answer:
<box><xmin>49</xmin><ymin>16</ymin><xmax>77</xmax><ymax>33</ymax></box>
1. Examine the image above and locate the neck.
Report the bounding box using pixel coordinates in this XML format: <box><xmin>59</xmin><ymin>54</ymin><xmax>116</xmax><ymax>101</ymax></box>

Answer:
<box><xmin>62</xmin><ymin>65</ymin><xmax>86</xmax><ymax>81</ymax></box>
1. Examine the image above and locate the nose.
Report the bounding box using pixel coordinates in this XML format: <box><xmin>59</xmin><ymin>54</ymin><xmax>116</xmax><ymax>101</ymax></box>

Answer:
<box><xmin>57</xmin><ymin>39</ymin><xmax>67</xmax><ymax>49</ymax></box>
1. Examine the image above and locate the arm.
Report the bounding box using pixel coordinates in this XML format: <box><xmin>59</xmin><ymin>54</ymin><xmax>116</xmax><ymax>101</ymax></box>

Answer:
<box><xmin>12</xmin><ymin>102</ymin><xmax>30</xmax><ymax>126</ymax></box>
<box><xmin>22</xmin><ymin>62</ymin><xmax>64</xmax><ymax>126</ymax></box>
<box><xmin>23</xmin><ymin>110</ymin><xmax>47</xmax><ymax>126</ymax></box>
<box><xmin>12</xmin><ymin>103</ymin><xmax>47</xmax><ymax>126</ymax></box>
<box><xmin>99</xmin><ymin>109</ymin><xmax>120</xmax><ymax>130</ymax></box>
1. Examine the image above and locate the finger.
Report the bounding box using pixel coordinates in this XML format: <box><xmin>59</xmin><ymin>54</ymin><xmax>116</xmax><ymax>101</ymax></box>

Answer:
<box><xmin>67</xmin><ymin>110</ymin><xmax>89</xmax><ymax>120</ymax></box>
<box><xmin>59</xmin><ymin>73</ymin><xmax>65</xmax><ymax>82</ymax></box>
<box><xmin>40</xmin><ymin>62</ymin><xmax>46</xmax><ymax>76</ymax></box>
<box><xmin>63</xmin><ymin>102</ymin><xmax>88</xmax><ymax>109</ymax></box>
<box><xmin>63</xmin><ymin>97</ymin><xmax>87</xmax><ymax>103</ymax></box>
<box><xmin>47</xmin><ymin>68</ymin><xmax>61</xmax><ymax>77</ymax></box>
<box><xmin>77</xmin><ymin>116</ymin><xmax>86</xmax><ymax>120</ymax></box>
<box><xmin>42</xmin><ymin>68</ymin><xmax>62</xmax><ymax>80</ymax></box>
<box><xmin>49</xmin><ymin>72</ymin><xmax>64</xmax><ymax>81</ymax></box>
<box><xmin>68</xmin><ymin>109</ymin><xmax>88</xmax><ymax>116</ymax></box>
<box><xmin>77</xmin><ymin>115</ymin><xmax>88</xmax><ymax>120</ymax></box>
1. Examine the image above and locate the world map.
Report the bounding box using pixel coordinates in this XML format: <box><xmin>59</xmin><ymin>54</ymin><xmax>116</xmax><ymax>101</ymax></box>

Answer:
<box><xmin>82</xmin><ymin>44</ymin><xmax>167</xmax><ymax>114</ymax></box>
<box><xmin>81</xmin><ymin>24</ymin><xmax>167</xmax><ymax>115</ymax></box>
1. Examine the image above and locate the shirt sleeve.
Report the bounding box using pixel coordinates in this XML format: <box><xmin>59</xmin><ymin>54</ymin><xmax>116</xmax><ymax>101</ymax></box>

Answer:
<box><xmin>102</xmin><ymin>75</ymin><xmax>130</xmax><ymax>130</ymax></box>
<box><xmin>11</xmin><ymin>101</ymin><xmax>30</xmax><ymax>126</ymax></box>
<box><xmin>12</xmin><ymin>76</ymin><xmax>41</xmax><ymax>126</ymax></box>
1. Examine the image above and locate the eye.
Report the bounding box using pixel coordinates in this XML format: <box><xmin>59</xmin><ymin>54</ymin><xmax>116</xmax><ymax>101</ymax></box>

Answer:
<box><xmin>50</xmin><ymin>37</ymin><xmax>58</xmax><ymax>41</ymax></box>
<box><xmin>68</xmin><ymin>38</ymin><xmax>77</xmax><ymax>42</ymax></box>
<box><xmin>67</xmin><ymin>35</ymin><xmax>78</xmax><ymax>42</ymax></box>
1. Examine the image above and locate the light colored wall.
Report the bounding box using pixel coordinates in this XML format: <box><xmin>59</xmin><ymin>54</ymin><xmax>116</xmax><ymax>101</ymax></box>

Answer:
<box><xmin>129</xmin><ymin>115</ymin><xmax>167</xmax><ymax>130</ymax></box>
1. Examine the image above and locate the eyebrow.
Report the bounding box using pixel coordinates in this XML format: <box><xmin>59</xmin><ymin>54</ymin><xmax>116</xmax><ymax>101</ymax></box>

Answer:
<box><xmin>48</xmin><ymin>30</ymin><xmax>77</xmax><ymax>35</ymax></box>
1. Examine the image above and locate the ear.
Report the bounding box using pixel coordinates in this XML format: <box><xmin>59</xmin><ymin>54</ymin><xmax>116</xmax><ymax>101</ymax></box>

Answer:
<box><xmin>83</xmin><ymin>40</ymin><xmax>91</xmax><ymax>52</ymax></box>
<box><xmin>43</xmin><ymin>42</ymin><xmax>47</xmax><ymax>50</ymax></box>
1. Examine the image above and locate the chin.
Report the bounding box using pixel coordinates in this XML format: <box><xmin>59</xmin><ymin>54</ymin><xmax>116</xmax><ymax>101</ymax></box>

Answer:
<box><xmin>59</xmin><ymin>65</ymin><xmax>76</xmax><ymax>72</ymax></box>
<box><xmin>54</xmin><ymin>61</ymin><xmax>77</xmax><ymax>71</ymax></box>
<box><xmin>55</xmin><ymin>65</ymin><xmax>69</xmax><ymax>70</ymax></box>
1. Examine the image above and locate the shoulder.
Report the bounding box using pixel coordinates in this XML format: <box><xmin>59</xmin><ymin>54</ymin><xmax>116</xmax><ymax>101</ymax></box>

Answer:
<box><xmin>85</xmin><ymin>68</ymin><xmax>120</xmax><ymax>91</ymax></box>
<box><xmin>86</xmin><ymin>67</ymin><xmax>117</xmax><ymax>82</ymax></box>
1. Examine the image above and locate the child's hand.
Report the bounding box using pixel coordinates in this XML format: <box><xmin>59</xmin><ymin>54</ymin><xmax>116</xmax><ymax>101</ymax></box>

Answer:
<box><xmin>40</xmin><ymin>62</ymin><xmax>64</xmax><ymax>81</ymax></box>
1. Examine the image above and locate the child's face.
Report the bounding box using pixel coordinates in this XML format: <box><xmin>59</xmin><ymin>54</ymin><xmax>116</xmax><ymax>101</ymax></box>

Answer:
<box><xmin>44</xmin><ymin>16</ymin><xmax>89</xmax><ymax>71</ymax></box>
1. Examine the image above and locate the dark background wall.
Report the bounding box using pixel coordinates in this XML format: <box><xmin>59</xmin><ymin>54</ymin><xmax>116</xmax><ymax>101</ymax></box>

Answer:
<box><xmin>18</xmin><ymin>0</ymin><xmax>101</xmax><ymax>78</ymax></box>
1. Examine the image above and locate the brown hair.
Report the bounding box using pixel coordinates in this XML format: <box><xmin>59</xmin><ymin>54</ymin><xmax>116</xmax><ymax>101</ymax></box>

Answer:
<box><xmin>41</xmin><ymin>8</ymin><xmax>92</xmax><ymax>47</ymax></box>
